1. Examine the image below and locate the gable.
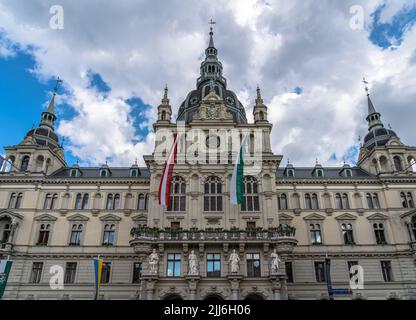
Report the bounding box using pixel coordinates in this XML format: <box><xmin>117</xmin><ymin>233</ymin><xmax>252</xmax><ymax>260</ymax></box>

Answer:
<box><xmin>34</xmin><ymin>213</ymin><xmax>58</xmax><ymax>222</ymax></box>
<box><xmin>278</xmin><ymin>213</ymin><xmax>294</xmax><ymax>222</ymax></box>
<box><xmin>132</xmin><ymin>214</ymin><xmax>147</xmax><ymax>222</ymax></box>
<box><xmin>0</xmin><ymin>209</ymin><xmax>24</xmax><ymax>220</ymax></box>
<box><xmin>367</xmin><ymin>213</ymin><xmax>389</xmax><ymax>221</ymax></box>
<box><xmin>303</xmin><ymin>213</ymin><xmax>325</xmax><ymax>221</ymax></box>
<box><xmin>335</xmin><ymin>213</ymin><xmax>357</xmax><ymax>221</ymax></box>
<box><xmin>67</xmin><ymin>213</ymin><xmax>89</xmax><ymax>222</ymax></box>
<box><xmin>99</xmin><ymin>214</ymin><xmax>122</xmax><ymax>222</ymax></box>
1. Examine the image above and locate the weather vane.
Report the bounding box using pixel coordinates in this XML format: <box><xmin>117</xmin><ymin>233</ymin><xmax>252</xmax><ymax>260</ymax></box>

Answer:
<box><xmin>362</xmin><ymin>77</ymin><xmax>369</xmax><ymax>96</ymax></box>
<box><xmin>53</xmin><ymin>77</ymin><xmax>63</xmax><ymax>94</ymax></box>
<box><xmin>209</xmin><ymin>19</ymin><xmax>216</xmax><ymax>32</ymax></box>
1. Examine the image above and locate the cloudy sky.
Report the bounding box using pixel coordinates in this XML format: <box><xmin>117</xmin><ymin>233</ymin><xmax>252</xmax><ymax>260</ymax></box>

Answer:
<box><xmin>0</xmin><ymin>0</ymin><xmax>415</xmax><ymax>167</ymax></box>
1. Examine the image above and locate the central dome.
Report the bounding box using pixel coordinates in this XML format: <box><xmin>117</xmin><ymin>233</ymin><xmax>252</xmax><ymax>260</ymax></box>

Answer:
<box><xmin>176</xmin><ymin>27</ymin><xmax>247</xmax><ymax>124</ymax></box>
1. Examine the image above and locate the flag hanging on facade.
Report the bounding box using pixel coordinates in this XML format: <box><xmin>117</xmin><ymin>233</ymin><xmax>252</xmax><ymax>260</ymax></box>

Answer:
<box><xmin>0</xmin><ymin>155</ymin><xmax>5</xmax><ymax>171</ymax></box>
<box><xmin>158</xmin><ymin>133</ymin><xmax>179</xmax><ymax>207</ymax></box>
<box><xmin>93</xmin><ymin>257</ymin><xmax>103</xmax><ymax>300</ymax></box>
<box><xmin>0</xmin><ymin>259</ymin><xmax>13</xmax><ymax>299</ymax></box>
<box><xmin>230</xmin><ymin>135</ymin><xmax>248</xmax><ymax>205</ymax></box>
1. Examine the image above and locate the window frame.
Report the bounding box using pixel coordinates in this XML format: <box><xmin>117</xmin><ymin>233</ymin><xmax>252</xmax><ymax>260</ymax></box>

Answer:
<box><xmin>241</xmin><ymin>176</ymin><xmax>260</xmax><ymax>212</ymax></box>
<box><xmin>29</xmin><ymin>262</ymin><xmax>44</xmax><ymax>284</ymax></box>
<box><xmin>380</xmin><ymin>261</ymin><xmax>393</xmax><ymax>282</ymax></box>
<box><xmin>166</xmin><ymin>253</ymin><xmax>182</xmax><ymax>278</ymax></box>
<box><xmin>314</xmin><ymin>261</ymin><xmax>326</xmax><ymax>283</ymax></box>
<box><xmin>203</xmin><ymin>176</ymin><xmax>223</xmax><ymax>212</ymax></box>
<box><xmin>246</xmin><ymin>253</ymin><xmax>261</xmax><ymax>278</ymax></box>
<box><xmin>309</xmin><ymin>223</ymin><xmax>323</xmax><ymax>245</ymax></box>
<box><xmin>206</xmin><ymin>253</ymin><xmax>221</xmax><ymax>278</ymax></box>
<box><xmin>64</xmin><ymin>262</ymin><xmax>77</xmax><ymax>284</ymax></box>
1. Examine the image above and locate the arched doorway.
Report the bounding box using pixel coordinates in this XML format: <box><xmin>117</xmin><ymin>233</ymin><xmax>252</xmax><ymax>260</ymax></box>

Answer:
<box><xmin>204</xmin><ymin>294</ymin><xmax>224</xmax><ymax>301</ymax></box>
<box><xmin>244</xmin><ymin>293</ymin><xmax>265</xmax><ymax>300</ymax></box>
<box><xmin>162</xmin><ymin>294</ymin><xmax>183</xmax><ymax>301</ymax></box>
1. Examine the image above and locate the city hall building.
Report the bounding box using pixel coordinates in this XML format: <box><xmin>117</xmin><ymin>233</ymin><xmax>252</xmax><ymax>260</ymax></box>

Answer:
<box><xmin>0</xmin><ymin>28</ymin><xmax>416</xmax><ymax>300</ymax></box>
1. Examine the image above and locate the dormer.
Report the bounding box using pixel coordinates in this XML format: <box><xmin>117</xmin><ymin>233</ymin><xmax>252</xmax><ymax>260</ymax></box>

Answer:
<box><xmin>99</xmin><ymin>163</ymin><xmax>111</xmax><ymax>178</ymax></box>
<box><xmin>69</xmin><ymin>163</ymin><xmax>82</xmax><ymax>178</ymax></box>
<box><xmin>312</xmin><ymin>162</ymin><xmax>324</xmax><ymax>178</ymax></box>
<box><xmin>130</xmin><ymin>162</ymin><xmax>141</xmax><ymax>177</ymax></box>
<box><xmin>284</xmin><ymin>162</ymin><xmax>295</xmax><ymax>178</ymax></box>
<box><xmin>339</xmin><ymin>163</ymin><xmax>353</xmax><ymax>178</ymax></box>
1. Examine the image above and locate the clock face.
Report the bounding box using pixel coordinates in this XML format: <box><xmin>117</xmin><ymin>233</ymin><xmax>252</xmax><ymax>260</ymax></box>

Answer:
<box><xmin>225</xmin><ymin>96</ymin><xmax>235</xmax><ymax>105</ymax></box>
<box><xmin>206</xmin><ymin>135</ymin><xmax>221</xmax><ymax>149</ymax></box>
<box><xmin>190</xmin><ymin>97</ymin><xmax>199</xmax><ymax>105</ymax></box>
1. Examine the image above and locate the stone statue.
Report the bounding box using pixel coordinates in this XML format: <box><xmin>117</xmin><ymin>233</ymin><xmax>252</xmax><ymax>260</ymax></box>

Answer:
<box><xmin>229</xmin><ymin>249</ymin><xmax>240</xmax><ymax>274</ymax></box>
<box><xmin>188</xmin><ymin>250</ymin><xmax>199</xmax><ymax>276</ymax></box>
<box><xmin>270</xmin><ymin>249</ymin><xmax>281</xmax><ymax>275</ymax></box>
<box><xmin>148</xmin><ymin>249</ymin><xmax>159</xmax><ymax>275</ymax></box>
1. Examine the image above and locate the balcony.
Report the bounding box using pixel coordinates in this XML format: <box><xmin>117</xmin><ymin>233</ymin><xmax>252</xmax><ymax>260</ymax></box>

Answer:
<box><xmin>130</xmin><ymin>225</ymin><xmax>297</xmax><ymax>252</ymax></box>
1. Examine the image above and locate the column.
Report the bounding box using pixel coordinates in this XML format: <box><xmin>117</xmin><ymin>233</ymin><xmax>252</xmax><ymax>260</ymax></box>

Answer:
<box><xmin>42</xmin><ymin>159</ymin><xmax>47</xmax><ymax>173</ymax></box>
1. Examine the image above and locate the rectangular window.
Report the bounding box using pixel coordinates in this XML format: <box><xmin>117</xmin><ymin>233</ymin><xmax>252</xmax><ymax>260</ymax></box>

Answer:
<box><xmin>373</xmin><ymin>223</ymin><xmax>387</xmax><ymax>245</ymax></box>
<box><xmin>246</xmin><ymin>253</ymin><xmax>261</xmax><ymax>278</ymax></box>
<box><xmin>132</xmin><ymin>262</ymin><xmax>142</xmax><ymax>284</ymax></box>
<box><xmin>246</xmin><ymin>221</ymin><xmax>257</xmax><ymax>237</ymax></box>
<box><xmin>309</xmin><ymin>224</ymin><xmax>322</xmax><ymax>245</ymax></box>
<box><xmin>64</xmin><ymin>262</ymin><xmax>77</xmax><ymax>284</ymax></box>
<box><xmin>207</xmin><ymin>253</ymin><xmax>221</xmax><ymax>277</ymax></box>
<box><xmin>285</xmin><ymin>261</ymin><xmax>294</xmax><ymax>283</ymax></box>
<box><xmin>314</xmin><ymin>261</ymin><xmax>326</xmax><ymax>283</ymax></box>
<box><xmin>101</xmin><ymin>262</ymin><xmax>111</xmax><ymax>284</ymax></box>
<box><xmin>381</xmin><ymin>261</ymin><xmax>393</xmax><ymax>282</ymax></box>
<box><xmin>29</xmin><ymin>262</ymin><xmax>43</xmax><ymax>283</ymax></box>
<box><xmin>167</xmin><ymin>253</ymin><xmax>181</xmax><ymax>277</ymax></box>
<box><xmin>347</xmin><ymin>261</ymin><xmax>358</xmax><ymax>280</ymax></box>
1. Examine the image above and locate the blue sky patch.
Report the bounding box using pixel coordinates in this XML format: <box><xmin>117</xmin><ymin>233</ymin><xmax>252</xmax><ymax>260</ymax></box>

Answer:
<box><xmin>369</xmin><ymin>3</ymin><xmax>416</xmax><ymax>49</ymax></box>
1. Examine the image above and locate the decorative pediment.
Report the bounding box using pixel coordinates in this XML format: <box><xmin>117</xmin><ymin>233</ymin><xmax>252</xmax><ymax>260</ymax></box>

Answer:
<box><xmin>34</xmin><ymin>213</ymin><xmax>58</xmax><ymax>221</ymax></box>
<box><xmin>335</xmin><ymin>213</ymin><xmax>357</xmax><ymax>221</ymax></box>
<box><xmin>367</xmin><ymin>213</ymin><xmax>388</xmax><ymax>221</ymax></box>
<box><xmin>132</xmin><ymin>214</ymin><xmax>147</xmax><ymax>222</ymax></box>
<box><xmin>303</xmin><ymin>213</ymin><xmax>325</xmax><ymax>221</ymax></box>
<box><xmin>99</xmin><ymin>213</ymin><xmax>122</xmax><ymax>222</ymax></box>
<box><xmin>0</xmin><ymin>209</ymin><xmax>23</xmax><ymax>220</ymax></box>
<box><xmin>400</xmin><ymin>208</ymin><xmax>416</xmax><ymax>219</ymax></box>
<box><xmin>278</xmin><ymin>213</ymin><xmax>294</xmax><ymax>222</ymax></box>
<box><xmin>67</xmin><ymin>213</ymin><xmax>89</xmax><ymax>222</ymax></box>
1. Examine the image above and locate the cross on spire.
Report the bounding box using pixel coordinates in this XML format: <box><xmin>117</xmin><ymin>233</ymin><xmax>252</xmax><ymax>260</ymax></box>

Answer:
<box><xmin>362</xmin><ymin>77</ymin><xmax>369</xmax><ymax>96</ymax></box>
<box><xmin>53</xmin><ymin>77</ymin><xmax>63</xmax><ymax>94</ymax></box>
<box><xmin>209</xmin><ymin>19</ymin><xmax>216</xmax><ymax>34</ymax></box>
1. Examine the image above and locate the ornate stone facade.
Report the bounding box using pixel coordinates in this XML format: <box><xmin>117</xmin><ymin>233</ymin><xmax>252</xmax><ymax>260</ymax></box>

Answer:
<box><xmin>0</xmin><ymin>28</ymin><xmax>416</xmax><ymax>301</ymax></box>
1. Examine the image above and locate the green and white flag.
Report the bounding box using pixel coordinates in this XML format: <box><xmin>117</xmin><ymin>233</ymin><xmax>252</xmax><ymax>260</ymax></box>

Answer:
<box><xmin>230</xmin><ymin>135</ymin><xmax>248</xmax><ymax>205</ymax></box>
<box><xmin>0</xmin><ymin>259</ymin><xmax>12</xmax><ymax>299</ymax></box>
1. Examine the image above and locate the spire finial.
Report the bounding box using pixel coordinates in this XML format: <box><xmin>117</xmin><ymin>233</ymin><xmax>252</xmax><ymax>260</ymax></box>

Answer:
<box><xmin>363</xmin><ymin>77</ymin><xmax>370</xmax><ymax>97</ymax></box>
<box><xmin>162</xmin><ymin>84</ymin><xmax>169</xmax><ymax>104</ymax></box>
<box><xmin>53</xmin><ymin>77</ymin><xmax>63</xmax><ymax>95</ymax></box>
<box><xmin>255</xmin><ymin>84</ymin><xmax>264</xmax><ymax>105</ymax></box>
<box><xmin>209</xmin><ymin>19</ymin><xmax>216</xmax><ymax>35</ymax></box>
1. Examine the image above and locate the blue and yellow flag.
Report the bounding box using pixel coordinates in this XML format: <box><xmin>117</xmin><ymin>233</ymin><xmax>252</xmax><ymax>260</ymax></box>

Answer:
<box><xmin>94</xmin><ymin>257</ymin><xmax>103</xmax><ymax>300</ymax></box>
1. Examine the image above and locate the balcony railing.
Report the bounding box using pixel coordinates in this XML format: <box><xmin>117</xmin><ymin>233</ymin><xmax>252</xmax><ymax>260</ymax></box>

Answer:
<box><xmin>130</xmin><ymin>225</ymin><xmax>296</xmax><ymax>242</ymax></box>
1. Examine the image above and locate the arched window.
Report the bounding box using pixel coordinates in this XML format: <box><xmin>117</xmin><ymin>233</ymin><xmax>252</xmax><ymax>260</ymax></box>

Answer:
<box><xmin>20</xmin><ymin>156</ymin><xmax>30</xmax><ymax>172</ymax></box>
<box><xmin>167</xmin><ymin>177</ymin><xmax>186</xmax><ymax>212</ymax></box>
<box><xmin>1</xmin><ymin>223</ymin><xmax>11</xmax><ymax>243</ymax></box>
<box><xmin>75</xmin><ymin>193</ymin><xmax>83</xmax><ymax>210</ymax></box>
<box><xmin>114</xmin><ymin>194</ymin><xmax>121</xmax><ymax>210</ymax></box>
<box><xmin>401</xmin><ymin>192</ymin><xmax>408</xmax><ymax>208</ymax></box>
<box><xmin>407</xmin><ymin>192</ymin><xmax>414</xmax><ymax>208</ymax></box>
<box><xmin>278</xmin><ymin>193</ymin><xmax>288</xmax><ymax>210</ymax></box>
<box><xmin>106</xmin><ymin>194</ymin><xmax>114</xmax><ymax>210</ymax></box>
<box><xmin>44</xmin><ymin>194</ymin><xmax>52</xmax><ymax>210</ymax></box>
<box><xmin>81</xmin><ymin>194</ymin><xmax>89</xmax><ymax>210</ymax></box>
<box><xmin>335</xmin><ymin>193</ymin><xmax>342</xmax><ymax>209</ymax></box>
<box><xmin>311</xmin><ymin>194</ymin><xmax>319</xmax><ymax>210</ymax></box>
<box><xmin>287</xmin><ymin>169</ymin><xmax>295</xmax><ymax>177</ymax></box>
<box><xmin>372</xmin><ymin>193</ymin><xmax>381</xmax><ymax>209</ymax></box>
<box><xmin>411</xmin><ymin>216</ymin><xmax>416</xmax><ymax>241</ymax></box>
<box><xmin>204</xmin><ymin>177</ymin><xmax>223</xmax><ymax>212</ymax></box>
<box><xmin>366</xmin><ymin>193</ymin><xmax>373</xmax><ymax>209</ymax></box>
<box><xmin>341</xmin><ymin>223</ymin><xmax>355</xmax><ymax>245</ymax></box>
<box><xmin>69</xmin><ymin>224</ymin><xmax>83</xmax><ymax>246</ymax></box>
<box><xmin>259</xmin><ymin>111</ymin><xmax>264</xmax><ymax>121</ymax></box>
<box><xmin>37</xmin><ymin>224</ymin><xmax>51</xmax><ymax>246</ymax></box>
<box><xmin>304</xmin><ymin>194</ymin><xmax>312</xmax><ymax>210</ymax></box>
<box><xmin>309</xmin><ymin>224</ymin><xmax>322</xmax><ymax>245</ymax></box>
<box><xmin>8</xmin><ymin>193</ymin><xmax>16</xmax><ymax>209</ymax></box>
<box><xmin>241</xmin><ymin>176</ymin><xmax>260</xmax><ymax>212</ymax></box>
<box><xmin>102</xmin><ymin>224</ymin><xmax>116</xmax><ymax>246</ymax></box>
<box><xmin>8</xmin><ymin>193</ymin><xmax>23</xmax><ymax>209</ymax></box>
<box><xmin>373</xmin><ymin>223</ymin><xmax>386</xmax><ymax>244</ymax></box>
<box><xmin>138</xmin><ymin>193</ymin><xmax>148</xmax><ymax>211</ymax></box>
<box><xmin>393</xmin><ymin>156</ymin><xmax>403</xmax><ymax>172</ymax></box>
<box><xmin>342</xmin><ymin>193</ymin><xmax>350</xmax><ymax>209</ymax></box>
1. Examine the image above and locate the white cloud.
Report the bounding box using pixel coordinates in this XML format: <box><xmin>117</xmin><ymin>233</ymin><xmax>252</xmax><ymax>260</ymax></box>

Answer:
<box><xmin>0</xmin><ymin>0</ymin><xmax>415</xmax><ymax>167</ymax></box>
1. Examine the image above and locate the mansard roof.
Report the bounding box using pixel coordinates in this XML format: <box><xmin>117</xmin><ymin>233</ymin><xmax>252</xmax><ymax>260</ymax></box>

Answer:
<box><xmin>48</xmin><ymin>167</ymin><xmax>150</xmax><ymax>179</ymax></box>
<box><xmin>276</xmin><ymin>167</ymin><xmax>374</xmax><ymax>180</ymax></box>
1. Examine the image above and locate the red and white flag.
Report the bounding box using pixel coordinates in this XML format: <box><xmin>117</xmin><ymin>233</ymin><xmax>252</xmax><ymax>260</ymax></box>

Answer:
<box><xmin>158</xmin><ymin>133</ymin><xmax>179</xmax><ymax>207</ymax></box>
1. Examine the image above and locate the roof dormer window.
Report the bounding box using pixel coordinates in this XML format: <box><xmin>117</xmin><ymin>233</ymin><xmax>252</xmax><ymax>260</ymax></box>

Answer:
<box><xmin>130</xmin><ymin>169</ymin><xmax>139</xmax><ymax>177</ymax></box>
<box><xmin>345</xmin><ymin>169</ymin><xmax>352</xmax><ymax>177</ymax></box>
<box><xmin>100</xmin><ymin>169</ymin><xmax>109</xmax><ymax>177</ymax></box>
<box><xmin>316</xmin><ymin>169</ymin><xmax>324</xmax><ymax>177</ymax></box>
<box><xmin>287</xmin><ymin>169</ymin><xmax>295</xmax><ymax>177</ymax></box>
<box><xmin>70</xmin><ymin>169</ymin><xmax>78</xmax><ymax>178</ymax></box>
